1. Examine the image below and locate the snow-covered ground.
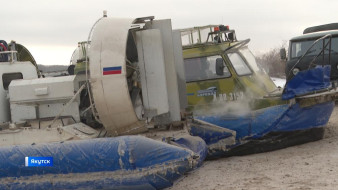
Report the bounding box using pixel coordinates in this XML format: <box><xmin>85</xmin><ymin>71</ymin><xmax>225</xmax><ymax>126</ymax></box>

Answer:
<box><xmin>271</xmin><ymin>77</ymin><xmax>286</xmax><ymax>88</ymax></box>
<box><xmin>169</xmin><ymin>106</ymin><xmax>338</xmax><ymax>190</ymax></box>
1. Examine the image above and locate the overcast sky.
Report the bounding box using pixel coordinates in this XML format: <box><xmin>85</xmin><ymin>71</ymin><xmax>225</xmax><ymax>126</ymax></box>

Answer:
<box><xmin>2</xmin><ymin>0</ymin><xmax>338</xmax><ymax>65</ymax></box>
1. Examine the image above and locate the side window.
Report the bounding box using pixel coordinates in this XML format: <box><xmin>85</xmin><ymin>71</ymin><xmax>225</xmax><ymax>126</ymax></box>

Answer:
<box><xmin>184</xmin><ymin>55</ymin><xmax>231</xmax><ymax>82</ymax></box>
<box><xmin>290</xmin><ymin>38</ymin><xmax>338</xmax><ymax>59</ymax></box>
<box><xmin>330</xmin><ymin>38</ymin><xmax>338</xmax><ymax>54</ymax></box>
<box><xmin>227</xmin><ymin>53</ymin><xmax>252</xmax><ymax>76</ymax></box>
<box><xmin>2</xmin><ymin>73</ymin><xmax>23</xmax><ymax>90</ymax></box>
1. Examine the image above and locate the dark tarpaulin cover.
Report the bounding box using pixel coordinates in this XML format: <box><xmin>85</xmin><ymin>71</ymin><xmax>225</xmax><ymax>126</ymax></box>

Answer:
<box><xmin>193</xmin><ymin>101</ymin><xmax>334</xmax><ymax>158</ymax></box>
<box><xmin>282</xmin><ymin>65</ymin><xmax>331</xmax><ymax>100</ymax></box>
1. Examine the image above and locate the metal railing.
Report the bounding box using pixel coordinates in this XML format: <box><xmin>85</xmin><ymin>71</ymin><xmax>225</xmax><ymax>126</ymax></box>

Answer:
<box><xmin>287</xmin><ymin>34</ymin><xmax>332</xmax><ymax>79</ymax></box>
<box><xmin>0</xmin><ymin>50</ymin><xmax>18</xmax><ymax>63</ymax></box>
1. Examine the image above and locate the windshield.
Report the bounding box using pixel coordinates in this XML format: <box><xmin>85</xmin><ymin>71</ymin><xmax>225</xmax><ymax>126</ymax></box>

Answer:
<box><xmin>239</xmin><ymin>48</ymin><xmax>261</xmax><ymax>72</ymax></box>
<box><xmin>227</xmin><ymin>47</ymin><xmax>261</xmax><ymax>76</ymax></box>
<box><xmin>227</xmin><ymin>52</ymin><xmax>252</xmax><ymax>76</ymax></box>
<box><xmin>291</xmin><ymin>37</ymin><xmax>338</xmax><ymax>59</ymax></box>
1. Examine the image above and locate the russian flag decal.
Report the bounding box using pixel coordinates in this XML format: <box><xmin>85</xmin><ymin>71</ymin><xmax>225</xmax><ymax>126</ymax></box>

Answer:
<box><xmin>103</xmin><ymin>66</ymin><xmax>122</xmax><ymax>75</ymax></box>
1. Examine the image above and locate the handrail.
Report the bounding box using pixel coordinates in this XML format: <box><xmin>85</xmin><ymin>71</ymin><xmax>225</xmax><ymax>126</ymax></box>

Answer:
<box><xmin>287</xmin><ymin>34</ymin><xmax>332</xmax><ymax>79</ymax></box>
<box><xmin>308</xmin><ymin>35</ymin><xmax>332</xmax><ymax>69</ymax></box>
<box><xmin>224</xmin><ymin>39</ymin><xmax>250</xmax><ymax>53</ymax></box>
<box><xmin>0</xmin><ymin>50</ymin><xmax>17</xmax><ymax>54</ymax></box>
<box><xmin>205</xmin><ymin>29</ymin><xmax>236</xmax><ymax>43</ymax></box>
<box><xmin>0</xmin><ymin>51</ymin><xmax>18</xmax><ymax>63</ymax></box>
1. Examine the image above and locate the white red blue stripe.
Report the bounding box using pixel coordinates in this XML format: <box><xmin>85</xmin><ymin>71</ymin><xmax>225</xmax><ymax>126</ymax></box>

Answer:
<box><xmin>103</xmin><ymin>66</ymin><xmax>122</xmax><ymax>75</ymax></box>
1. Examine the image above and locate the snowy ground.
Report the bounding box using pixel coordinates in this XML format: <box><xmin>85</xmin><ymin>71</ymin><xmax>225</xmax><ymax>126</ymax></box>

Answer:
<box><xmin>271</xmin><ymin>77</ymin><xmax>286</xmax><ymax>88</ymax></box>
<box><xmin>169</xmin><ymin>105</ymin><xmax>338</xmax><ymax>190</ymax></box>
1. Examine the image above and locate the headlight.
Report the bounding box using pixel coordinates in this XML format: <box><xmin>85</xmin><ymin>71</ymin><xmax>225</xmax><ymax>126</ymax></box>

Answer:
<box><xmin>292</xmin><ymin>68</ymin><xmax>300</xmax><ymax>75</ymax></box>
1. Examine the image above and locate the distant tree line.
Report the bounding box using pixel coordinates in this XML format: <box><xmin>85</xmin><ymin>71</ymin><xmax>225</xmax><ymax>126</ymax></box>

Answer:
<box><xmin>256</xmin><ymin>43</ymin><xmax>287</xmax><ymax>78</ymax></box>
<box><xmin>38</xmin><ymin>64</ymin><xmax>68</xmax><ymax>73</ymax></box>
